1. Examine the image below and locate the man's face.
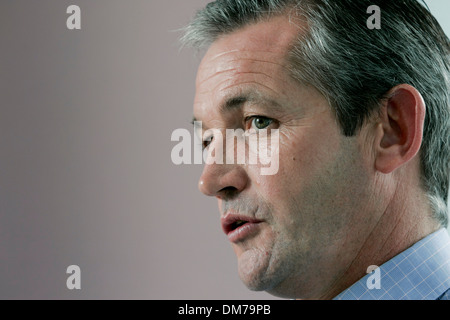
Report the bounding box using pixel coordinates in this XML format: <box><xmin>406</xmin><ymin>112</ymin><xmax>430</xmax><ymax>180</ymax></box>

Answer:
<box><xmin>193</xmin><ymin>16</ymin><xmax>379</xmax><ymax>299</ymax></box>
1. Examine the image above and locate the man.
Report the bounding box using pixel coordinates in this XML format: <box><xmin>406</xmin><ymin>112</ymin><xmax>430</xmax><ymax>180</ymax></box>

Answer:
<box><xmin>182</xmin><ymin>0</ymin><xmax>450</xmax><ymax>299</ymax></box>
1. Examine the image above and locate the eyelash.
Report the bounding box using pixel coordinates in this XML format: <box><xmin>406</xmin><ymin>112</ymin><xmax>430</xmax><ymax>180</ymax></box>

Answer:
<box><xmin>202</xmin><ymin>116</ymin><xmax>277</xmax><ymax>150</ymax></box>
<box><xmin>244</xmin><ymin>115</ymin><xmax>274</xmax><ymax>131</ymax></box>
<box><xmin>202</xmin><ymin>136</ymin><xmax>213</xmax><ymax>150</ymax></box>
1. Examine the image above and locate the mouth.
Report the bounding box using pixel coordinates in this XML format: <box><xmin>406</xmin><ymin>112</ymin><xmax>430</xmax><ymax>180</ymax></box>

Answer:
<box><xmin>221</xmin><ymin>214</ymin><xmax>263</xmax><ymax>243</ymax></box>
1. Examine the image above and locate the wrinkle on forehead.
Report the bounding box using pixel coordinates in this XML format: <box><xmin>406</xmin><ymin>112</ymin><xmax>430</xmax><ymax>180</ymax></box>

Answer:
<box><xmin>196</xmin><ymin>51</ymin><xmax>297</xmax><ymax>103</ymax></box>
<box><xmin>197</xmin><ymin>62</ymin><xmax>290</xmax><ymax>97</ymax></box>
<box><xmin>197</xmin><ymin>54</ymin><xmax>293</xmax><ymax>88</ymax></box>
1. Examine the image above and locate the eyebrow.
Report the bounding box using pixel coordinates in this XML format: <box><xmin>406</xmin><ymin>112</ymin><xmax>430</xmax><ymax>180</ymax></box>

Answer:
<box><xmin>192</xmin><ymin>92</ymin><xmax>282</xmax><ymax>126</ymax></box>
<box><xmin>192</xmin><ymin>95</ymin><xmax>247</xmax><ymax>125</ymax></box>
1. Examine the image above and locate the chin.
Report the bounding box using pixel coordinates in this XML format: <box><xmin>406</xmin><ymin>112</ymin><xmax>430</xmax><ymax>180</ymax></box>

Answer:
<box><xmin>236</xmin><ymin>247</ymin><xmax>283</xmax><ymax>293</ymax></box>
<box><xmin>238</xmin><ymin>266</ymin><xmax>298</xmax><ymax>299</ymax></box>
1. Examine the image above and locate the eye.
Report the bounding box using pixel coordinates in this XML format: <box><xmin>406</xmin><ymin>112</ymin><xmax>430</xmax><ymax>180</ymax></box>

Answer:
<box><xmin>202</xmin><ymin>135</ymin><xmax>213</xmax><ymax>150</ymax></box>
<box><xmin>249</xmin><ymin>116</ymin><xmax>274</xmax><ymax>130</ymax></box>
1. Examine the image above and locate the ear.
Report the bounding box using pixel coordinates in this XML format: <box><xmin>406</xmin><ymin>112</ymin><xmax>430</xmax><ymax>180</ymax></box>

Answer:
<box><xmin>374</xmin><ymin>84</ymin><xmax>425</xmax><ymax>174</ymax></box>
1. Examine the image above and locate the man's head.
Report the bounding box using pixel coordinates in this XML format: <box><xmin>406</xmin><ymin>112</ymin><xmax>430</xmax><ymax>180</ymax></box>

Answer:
<box><xmin>182</xmin><ymin>0</ymin><xmax>450</xmax><ymax>299</ymax></box>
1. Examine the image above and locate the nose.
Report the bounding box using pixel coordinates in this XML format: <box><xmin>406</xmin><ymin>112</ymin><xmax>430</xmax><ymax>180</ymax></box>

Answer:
<box><xmin>198</xmin><ymin>129</ymin><xmax>250</xmax><ymax>199</ymax></box>
<box><xmin>198</xmin><ymin>162</ymin><xmax>249</xmax><ymax>199</ymax></box>
<box><xmin>198</xmin><ymin>127</ymin><xmax>250</xmax><ymax>199</ymax></box>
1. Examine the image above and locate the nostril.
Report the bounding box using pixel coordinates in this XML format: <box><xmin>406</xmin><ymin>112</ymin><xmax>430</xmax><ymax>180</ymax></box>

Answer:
<box><xmin>218</xmin><ymin>186</ymin><xmax>239</xmax><ymax>201</ymax></box>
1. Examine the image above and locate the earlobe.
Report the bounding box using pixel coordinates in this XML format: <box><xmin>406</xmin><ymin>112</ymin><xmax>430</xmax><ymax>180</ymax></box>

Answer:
<box><xmin>374</xmin><ymin>84</ymin><xmax>425</xmax><ymax>174</ymax></box>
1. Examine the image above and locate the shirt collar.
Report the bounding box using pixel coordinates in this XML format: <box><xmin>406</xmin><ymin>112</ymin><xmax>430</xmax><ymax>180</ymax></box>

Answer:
<box><xmin>334</xmin><ymin>228</ymin><xmax>450</xmax><ymax>300</ymax></box>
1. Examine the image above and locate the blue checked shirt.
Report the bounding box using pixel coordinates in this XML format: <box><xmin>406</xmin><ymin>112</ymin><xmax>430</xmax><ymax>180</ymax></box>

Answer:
<box><xmin>334</xmin><ymin>228</ymin><xmax>450</xmax><ymax>300</ymax></box>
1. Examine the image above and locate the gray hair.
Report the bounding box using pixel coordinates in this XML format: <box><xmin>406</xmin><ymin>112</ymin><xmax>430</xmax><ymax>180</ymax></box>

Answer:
<box><xmin>182</xmin><ymin>0</ymin><xmax>450</xmax><ymax>228</ymax></box>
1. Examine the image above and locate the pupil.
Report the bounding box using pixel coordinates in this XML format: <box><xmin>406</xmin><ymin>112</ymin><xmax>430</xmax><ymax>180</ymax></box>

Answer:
<box><xmin>256</xmin><ymin>118</ymin><xmax>268</xmax><ymax>129</ymax></box>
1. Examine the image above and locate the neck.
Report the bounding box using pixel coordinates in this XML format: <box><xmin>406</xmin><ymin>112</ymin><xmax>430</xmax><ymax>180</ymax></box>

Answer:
<box><xmin>320</xmin><ymin>172</ymin><xmax>440</xmax><ymax>300</ymax></box>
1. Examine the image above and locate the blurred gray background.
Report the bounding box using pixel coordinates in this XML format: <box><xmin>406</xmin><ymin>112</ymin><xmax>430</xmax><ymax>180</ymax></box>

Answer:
<box><xmin>0</xmin><ymin>0</ymin><xmax>449</xmax><ymax>299</ymax></box>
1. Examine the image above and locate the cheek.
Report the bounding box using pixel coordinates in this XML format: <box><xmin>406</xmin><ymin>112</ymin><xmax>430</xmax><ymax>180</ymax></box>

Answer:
<box><xmin>253</xmin><ymin>132</ymin><xmax>337</xmax><ymax>201</ymax></box>
<box><xmin>281</xmin><ymin>124</ymin><xmax>342</xmax><ymax>178</ymax></box>
<box><xmin>247</xmin><ymin>127</ymin><xmax>346</xmax><ymax>237</ymax></box>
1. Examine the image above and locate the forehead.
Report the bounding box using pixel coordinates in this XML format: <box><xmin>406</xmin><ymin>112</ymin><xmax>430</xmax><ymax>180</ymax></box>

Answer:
<box><xmin>194</xmin><ymin>15</ymin><xmax>305</xmax><ymax>118</ymax></box>
<box><xmin>197</xmin><ymin>15</ymin><xmax>302</xmax><ymax>80</ymax></box>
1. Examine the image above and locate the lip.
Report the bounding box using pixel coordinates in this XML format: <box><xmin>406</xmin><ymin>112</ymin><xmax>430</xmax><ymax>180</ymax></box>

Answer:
<box><xmin>221</xmin><ymin>213</ymin><xmax>263</xmax><ymax>243</ymax></box>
